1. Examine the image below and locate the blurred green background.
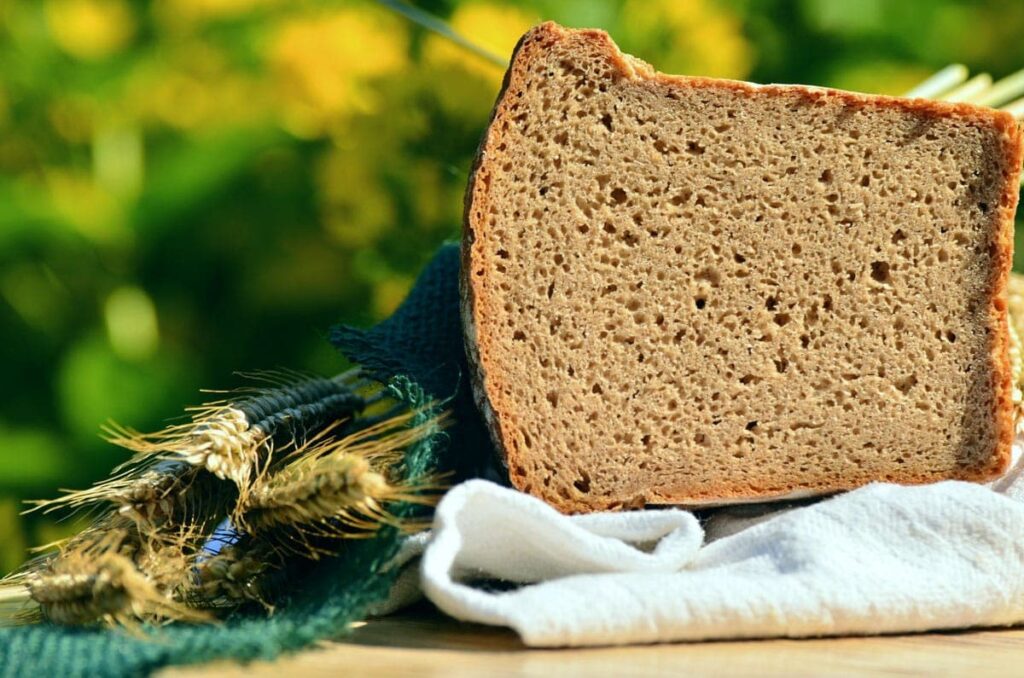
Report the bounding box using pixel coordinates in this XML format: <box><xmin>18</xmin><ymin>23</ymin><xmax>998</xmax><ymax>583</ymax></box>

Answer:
<box><xmin>1</xmin><ymin>0</ymin><xmax>1023</xmax><ymax>571</ymax></box>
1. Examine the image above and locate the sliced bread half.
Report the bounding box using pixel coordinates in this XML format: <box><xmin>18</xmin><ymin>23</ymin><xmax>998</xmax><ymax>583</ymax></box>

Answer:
<box><xmin>462</xmin><ymin>22</ymin><xmax>1024</xmax><ymax>512</ymax></box>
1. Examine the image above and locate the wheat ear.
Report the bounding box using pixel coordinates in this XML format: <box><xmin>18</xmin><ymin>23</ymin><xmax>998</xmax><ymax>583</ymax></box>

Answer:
<box><xmin>234</xmin><ymin>410</ymin><xmax>450</xmax><ymax>555</ymax></box>
<box><xmin>2</xmin><ymin>525</ymin><xmax>210</xmax><ymax>631</ymax></box>
<box><xmin>179</xmin><ymin>534</ymin><xmax>284</xmax><ymax>613</ymax></box>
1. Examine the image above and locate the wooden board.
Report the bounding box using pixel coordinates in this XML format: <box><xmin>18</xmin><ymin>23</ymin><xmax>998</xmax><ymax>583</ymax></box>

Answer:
<box><xmin>164</xmin><ymin>606</ymin><xmax>1024</xmax><ymax>677</ymax></box>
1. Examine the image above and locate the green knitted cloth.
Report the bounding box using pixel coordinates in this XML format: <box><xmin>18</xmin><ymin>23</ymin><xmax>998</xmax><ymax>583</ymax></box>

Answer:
<box><xmin>0</xmin><ymin>243</ymin><xmax>487</xmax><ymax>678</ymax></box>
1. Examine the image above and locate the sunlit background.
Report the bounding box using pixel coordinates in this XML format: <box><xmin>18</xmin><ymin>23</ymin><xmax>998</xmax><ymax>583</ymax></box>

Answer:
<box><xmin>1</xmin><ymin>0</ymin><xmax>1023</xmax><ymax>571</ymax></box>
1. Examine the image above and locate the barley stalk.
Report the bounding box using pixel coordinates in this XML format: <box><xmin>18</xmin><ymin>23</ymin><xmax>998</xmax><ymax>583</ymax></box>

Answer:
<box><xmin>27</xmin><ymin>553</ymin><xmax>207</xmax><ymax>631</ymax></box>
<box><xmin>28</xmin><ymin>460</ymin><xmax>230</xmax><ymax>534</ymax></box>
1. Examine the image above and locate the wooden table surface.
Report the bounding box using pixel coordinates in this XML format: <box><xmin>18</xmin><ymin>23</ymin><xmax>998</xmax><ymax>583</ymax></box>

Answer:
<box><xmin>166</xmin><ymin>605</ymin><xmax>1024</xmax><ymax>677</ymax></box>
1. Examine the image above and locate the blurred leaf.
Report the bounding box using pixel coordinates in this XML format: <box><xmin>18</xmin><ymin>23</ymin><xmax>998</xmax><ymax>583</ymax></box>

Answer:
<box><xmin>0</xmin><ymin>499</ymin><xmax>27</xmax><ymax>574</ymax></box>
<box><xmin>270</xmin><ymin>6</ymin><xmax>410</xmax><ymax>136</ymax></box>
<box><xmin>1014</xmin><ymin>223</ymin><xmax>1024</xmax><ymax>273</ymax></box>
<box><xmin>420</xmin><ymin>1</ymin><xmax>537</xmax><ymax>85</ymax></box>
<box><xmin>0</xmin><ymin>179</ymin><xmax>74</xmax><ymax>249</ymax></box>
<box><xmin>57</xmin><ymin>334</ymin><xmax>196</xmax><ymax>443</ymax></box>
<box><xmin>1</xmin><ymin>261</ymin><xmax>72</xmax><ymax>335</ymax></box>
<box><xmin>827</xmin><ymin>59</ymin><xmax>930</xmax><ymax>95</ymax></box>
<box><xmin>372</xmin><ymin>274</ymin><xmax>413</xmax><ymax>319</ymax></box>
<box><xmin>0</xmin><ymin>426</ymin><xmax>68</xmax><ymax>489</ymax></box>
<box><xmin>32</xmin><ymin>515</ymin><xmax>90</xmax><ymax>554</ymax></box>
<box><xmin>103</xmin><ymin>285</ymin><xmax>159</xmax><ymax>360</ymax></box>
<box><xmin>618</xmin><ymin>0</ymin><xmax>754</xmax><ymax>79</ymax></box>
<box><xmin>799</xmin><ymin>0</ymin><xmax>885</xmax><ymax>35</ymax></box>
<box><xmin>529</xmin><ymin>0</ymin><xmax>617</xmax><ymax>27</ymax></box>
<box><xmin>133</xmin><ymin>127</ymin><xmax>282</xmax><ymax>235</ymax></box>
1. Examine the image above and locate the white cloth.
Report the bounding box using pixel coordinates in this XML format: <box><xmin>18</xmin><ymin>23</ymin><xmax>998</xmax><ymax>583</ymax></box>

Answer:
<box><xmin>392</xmin><ymin>440</ymin><xmax>1024</xmax><ymax>646</ymax></box>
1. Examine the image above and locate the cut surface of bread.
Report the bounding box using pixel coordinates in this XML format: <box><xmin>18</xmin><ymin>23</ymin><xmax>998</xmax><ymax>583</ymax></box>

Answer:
<box><xmin>462</xmin><ymin>22</ymin><xmax>1024</xmax><ymax>512</ymax></box>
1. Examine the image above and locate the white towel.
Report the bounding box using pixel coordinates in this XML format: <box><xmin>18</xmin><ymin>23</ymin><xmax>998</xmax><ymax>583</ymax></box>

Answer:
<box><xmin>391</xmin><ymin>441</ymin><xmax>1024</xmax><ymax>646</ymax></box>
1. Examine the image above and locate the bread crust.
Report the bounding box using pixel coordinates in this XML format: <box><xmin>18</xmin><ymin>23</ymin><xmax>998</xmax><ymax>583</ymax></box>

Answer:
<box><xmin>460</xmin><ymin>30</ymin><xmax>535</xmax><ymax>482</ymax></box>
<box><xmin>462</xmin><ymin>21</ymin><xmax>1023</xmax><ymax>512</ymax></box>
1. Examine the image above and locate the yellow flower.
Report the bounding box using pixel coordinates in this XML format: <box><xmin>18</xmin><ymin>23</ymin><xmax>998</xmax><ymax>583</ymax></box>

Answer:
<box><xmin>271</xmin><ymin>8</ymin><xmax>408</xmax><ymax>137</ymax></box>
<box><xmin>422</xmin><ymin>2</ymin><xmax>538</xmax><ymax>84</ymax></box>
<box><xmin>620</xmin><ymin>0</ymin><xmax>753</xmax><ymax>80</ymax></box>
<box><xmin>125</xmin><ymin>42</ymin><xmax>270</xmax><ymax>131</ymax></box>
<box><xmin>45</xmin><ymin>0</ymin><xmax>135</xmax><ymax>61</ymax></box>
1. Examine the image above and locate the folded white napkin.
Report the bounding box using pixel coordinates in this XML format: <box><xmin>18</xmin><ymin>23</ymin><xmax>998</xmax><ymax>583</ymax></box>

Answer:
<box><xmin>386</xmin><ymin>441</ymin><xmax>1024</xmax><ymax>646</ymax></box>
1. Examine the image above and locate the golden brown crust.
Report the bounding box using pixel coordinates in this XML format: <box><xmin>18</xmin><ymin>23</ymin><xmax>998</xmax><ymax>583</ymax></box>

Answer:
<box><xmin>460</xmin><ymin>30</ymin><xmax>538</xmax><ymax>481</ymax></box>
<box><xmin>462</xmin><ymin>21</ymin><xmax>1024</xmax><ymax>513</ymax></box>
<box><xmin>979</xmin><ymin>113</ymin><xmax>1023</xmax><ymax>479</ymax></box>
<box><xmin>463</xmin><ymin>23</ymin><xmax>600</xmax><ymax>503</ymax></box>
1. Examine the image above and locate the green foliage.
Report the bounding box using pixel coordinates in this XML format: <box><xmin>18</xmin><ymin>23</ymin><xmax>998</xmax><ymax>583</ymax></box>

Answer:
<box><xmin>0</xmin><ymin>0</ymin><xmax>1022</xmax><ymax>571</ymax></box>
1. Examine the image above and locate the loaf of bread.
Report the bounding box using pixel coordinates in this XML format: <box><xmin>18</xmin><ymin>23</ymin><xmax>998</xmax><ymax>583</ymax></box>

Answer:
<box><xmin>461</xmin><ymin>22</ymin><xmax>1024</xmax><ymax>512</ymax></box>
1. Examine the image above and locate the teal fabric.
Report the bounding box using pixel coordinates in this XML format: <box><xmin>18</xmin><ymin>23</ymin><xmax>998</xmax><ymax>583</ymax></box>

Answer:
<box><xmin>0</xmin><ymin>243</ymin><xmax>487</xmax><ymax>677</ymax></box>
<box><xmin>331</xmin><ymin>242</ymin><xmax>493</xmax><ymax>480</ymax></box>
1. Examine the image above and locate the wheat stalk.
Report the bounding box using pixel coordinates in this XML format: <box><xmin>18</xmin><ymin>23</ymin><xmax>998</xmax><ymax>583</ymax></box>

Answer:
<box><xmin>106</xmin><ymin>370</ymin><xmax>375</xmax><ymax>488</ymax></box>
<box><xmin>375</xmin><ymin>0</ymin><xmax>506</xmax><ymax>66</ymax></box>
<box><xmin>10</xmin><ymin>372</ymin><xmax>450</xmax><ymax>625</ymax></box>
<box><xmin>904</xmin><ymin>65</ymin><xmax>1024</xmax><ymax>185</ymax></box>
<box><xmin>28</xmin><ymin>370</ymin><xmax>378</xmax><ymax>528</ymax></box>
<box><xmin>27</xmin><ymin>461</ymin><xmax>231</xmax><ymax>535</ymax></box>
